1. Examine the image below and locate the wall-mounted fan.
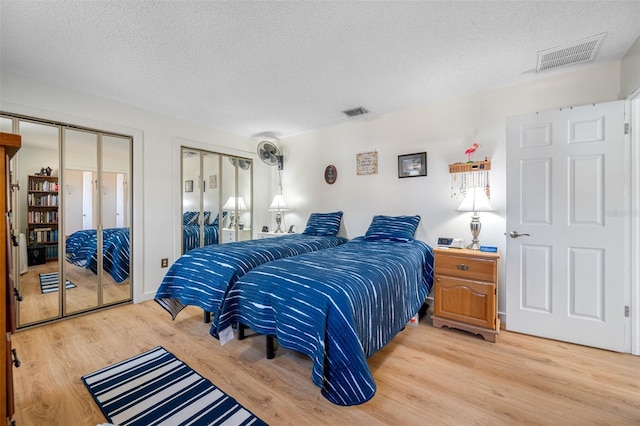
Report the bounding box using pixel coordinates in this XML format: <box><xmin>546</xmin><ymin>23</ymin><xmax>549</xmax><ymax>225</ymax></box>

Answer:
<box><xmin>228</xmin><ymin>157</ymin><xmax>251</xmax><ymax>170</ymax></box>
<box><xmin>257</xmin><ymin>140</ymin><xmax>283</xmax><ymax>170</ymax></box>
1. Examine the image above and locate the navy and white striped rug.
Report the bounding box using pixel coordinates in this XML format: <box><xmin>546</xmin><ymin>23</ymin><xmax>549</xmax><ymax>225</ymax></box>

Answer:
<box><xmin>81</xmin><ymin>346</ymin><xmax>267</xmax><ymax>426</ymax></box>
<box><xmin>38</xmin><ymin>272</ymin><xmax>75</xmax><ymax>294</ymax></box>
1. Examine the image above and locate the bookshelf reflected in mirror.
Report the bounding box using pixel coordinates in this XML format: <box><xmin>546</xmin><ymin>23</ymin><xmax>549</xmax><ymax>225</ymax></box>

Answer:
<box><xmin>27</xmin><ymin>174</ymin><xmax>59</xmax><ymax>265</ymax></box>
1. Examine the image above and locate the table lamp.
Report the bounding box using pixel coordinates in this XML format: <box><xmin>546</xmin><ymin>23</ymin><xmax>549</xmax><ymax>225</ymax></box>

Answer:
<box><xmin>456</xmin><ymin>187</ymin><xmax>495</xmax><ymax>250</ymax></box>
<box><xmin>268</xmin><ymin>194</ymin><xmax>289</xmax><ymax>233</ymax></box>
<box><xmin>223</xmin><ymin>196</ymin><xmax>248</xmax><ymax>228</ymax></box>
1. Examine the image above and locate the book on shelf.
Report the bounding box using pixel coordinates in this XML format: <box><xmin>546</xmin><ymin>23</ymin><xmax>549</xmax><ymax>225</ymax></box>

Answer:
<box><xmin>27</xmin><ymin>193</ymin><xmax>58</xmax><ymax>206</ymax></box>
<box><xmin>29</xmin><ymin>178</ymin><xmax>59</xmax><ymax>192</ymax></box>
<box><xmin>29</xmin><ymin>228</ymin><xmax>58</xmax><ymax>243</ymax></box>
<box><xmin>46</xmin><ymin>244</ymin><xmax>58</xmax><ymax>259</ymax></box>
<box><xmin>28</xmin><ymin>210</ymin><xmax>58</xmax><ymax>223</ymax></box>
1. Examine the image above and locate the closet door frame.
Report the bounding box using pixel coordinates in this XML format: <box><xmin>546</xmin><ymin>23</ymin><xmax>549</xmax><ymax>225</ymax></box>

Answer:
<box><xmin>1</xmin><ymin>112</ymin><xmax>133</xmax><ymax>328</ymax></box>
<box><xmin>181</xmin><ymin>146</ymin><xmax>253</xmax><ymax>254</ymax></box>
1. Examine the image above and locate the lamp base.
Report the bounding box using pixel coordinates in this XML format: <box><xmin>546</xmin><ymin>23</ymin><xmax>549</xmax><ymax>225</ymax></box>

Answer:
<box><xmin>466</xmin><ymin>241</ymin><xmax>481</xmax><ymax>250</ymax></box>
<box><xmin>274</xmin><ymin>212</ymin><xmax>284</xmax><ymax>233</ymax></box>
<box><xmin>467</xmin><ymin>214</ymin><xmax>482</xmax><ymax>250</ymax></box>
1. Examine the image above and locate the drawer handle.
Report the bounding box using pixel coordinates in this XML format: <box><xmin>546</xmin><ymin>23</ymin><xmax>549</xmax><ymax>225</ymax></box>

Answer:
<box><xmin>456</xmin><ymin>264</ymin><xmax>470</xmax><ymax>271</ymax></box>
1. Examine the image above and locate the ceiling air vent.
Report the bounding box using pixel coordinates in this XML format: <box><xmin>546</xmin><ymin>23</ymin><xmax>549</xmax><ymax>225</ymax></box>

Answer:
<box><xmin>342</xmin><ymin>106</ymin><xmax>369</xmax><ymax>117</ymax></box>
<box><xmin>536</xmin><ymin>33</ymin><xmax>607</xmax><ymax>73</ymax></box>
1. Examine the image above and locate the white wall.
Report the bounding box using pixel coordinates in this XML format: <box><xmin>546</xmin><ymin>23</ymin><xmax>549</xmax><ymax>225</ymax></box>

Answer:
<box><xmin>1</xmin><ymin>72</ymin><xmax>264</xmax><ymax>302</ymax></box>
<box><xmin>182</xmin><ymin>154</ymin><xmax>200</xmax><ymax>212</ymax></box>
<box><xmin>621</xmin><ymin>36</ymin><xmax>640</xmax><ymax>98</ymax></box>
<box><xmin>0</xmin><ymin>60</ymin><xmax>629</xmax><ymax>318</ymax></box>
<box><xmin>278</xmin><ymin>61</ymin><xmax>622</xmax><ymax>320</ymax></box>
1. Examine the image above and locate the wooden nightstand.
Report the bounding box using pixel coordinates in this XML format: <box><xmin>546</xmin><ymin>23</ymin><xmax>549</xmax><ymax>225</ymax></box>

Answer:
<box><xmin>221</xmin><ymin>228</ymin><xmax>251</xmax><ymax>242</ymax></box>
<box><xmin>432</xmin><ymin>248</ymin><xmax>500</xmax><ymax>342</ymax></box>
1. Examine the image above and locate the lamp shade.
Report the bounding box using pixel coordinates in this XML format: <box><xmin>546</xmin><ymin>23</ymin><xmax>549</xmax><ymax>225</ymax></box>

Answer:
<box><xmin>268</xmin><ymin>195</ymin><xmax>289</xmax><ymax>211</ymax></box>
<box><xmin>223</xmin><ymin>196</ymin><xmax>248</xmax><ymax>211</ymax></box>
<box><xmin>456</xmin><ymin>187</ymin><xmax>495</xmax><ymax>213</ymax></box>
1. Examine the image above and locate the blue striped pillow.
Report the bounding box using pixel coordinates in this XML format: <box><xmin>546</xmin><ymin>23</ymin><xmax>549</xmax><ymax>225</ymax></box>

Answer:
<box><xmin>364</xmin><ymin>215</ymin><xmax>421</xmax><ymax>242</ymax></box>
<box><xmin>183</xmin><ymin>211</ymin><xmax>199</xmax><ymax>225</ymax></box>
<box><xmin>209</xmin><ymin>211</ymin><xmax>227</xmax><ymax>226</ymax></box>
<box><xmin>302</xmin><ymin>211</ymin><xmax>343</xmax><ymax>236</ymax></box>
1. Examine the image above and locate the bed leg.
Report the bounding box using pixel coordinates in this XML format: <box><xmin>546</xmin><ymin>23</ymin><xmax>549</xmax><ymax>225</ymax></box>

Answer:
<box><xmin>266</xmin><ymin>336</ymin><xmax>276</xmax><ymax>359</ymax></box>
<box><xmin>203</xmin><ymin>311</ymin><xmax>211</xmax><ymax>323</ymax></box>
<box><xmin>238</xmin><ymin>323</ymin><xmax>246</xmax><ymax>340</ymax></box>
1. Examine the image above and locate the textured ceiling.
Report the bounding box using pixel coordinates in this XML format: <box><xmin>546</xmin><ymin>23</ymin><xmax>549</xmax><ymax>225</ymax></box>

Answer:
<box><xmin>1</xmin><ymin>1</ymin><xmax>639</xmax><ymax>139</ymax></box>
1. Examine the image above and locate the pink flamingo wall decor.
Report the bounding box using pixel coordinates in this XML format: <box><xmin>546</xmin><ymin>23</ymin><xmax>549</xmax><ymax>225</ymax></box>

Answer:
<box><xmin>465</xmin><ymin>142</ymin><xmax>479</xmax><ymax>162</ymax></box>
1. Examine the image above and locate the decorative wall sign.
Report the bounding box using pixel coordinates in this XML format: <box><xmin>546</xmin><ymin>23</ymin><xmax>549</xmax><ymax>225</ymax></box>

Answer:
<box><xmin>398</xmin><ymin>152</ymin><xmax>427</xmax><ymax>178</ymax></box>
<box><xmin>356</xmin><ymin>151</ymin><xmax>378</xmax><ymax>175</ymax></box>
<box><xmin>209</xmin><ymin>174</ymin><xmax>217</xmax><ymax>189</ymax></box>
<box><xmin>324</xmin><ymin>165</ymin><xmax>337</xmax><ymax>184</ymax></box>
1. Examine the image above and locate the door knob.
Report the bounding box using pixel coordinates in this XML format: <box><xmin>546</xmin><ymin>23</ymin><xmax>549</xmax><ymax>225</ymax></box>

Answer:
<box><xmin>509</xmin><ymin>231</ymin><xmax>530</xmax><ymax>238</ymax></box>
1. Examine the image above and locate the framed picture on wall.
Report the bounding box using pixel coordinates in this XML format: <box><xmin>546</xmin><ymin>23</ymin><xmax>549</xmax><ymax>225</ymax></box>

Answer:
<box><xmin>185</xmin><ymin>180</ymin><xmax>193</xmax><ymax>192</ymax></box>
<box><xmin>398</xmin><ymin>152</ymin><xmax>427</xmax><ymax>178</ymax></box>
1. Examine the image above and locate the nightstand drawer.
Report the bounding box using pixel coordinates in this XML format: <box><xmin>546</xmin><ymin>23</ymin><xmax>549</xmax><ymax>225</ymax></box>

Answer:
<box><xmin>222</xmin><ymin>228</ymin><xmax>251</xmax><ymax>242</ymax></box>
<box><xmin>435</xmin><ymin>254</ymin><xmax>496</xmax><ymax>282</ymax></box>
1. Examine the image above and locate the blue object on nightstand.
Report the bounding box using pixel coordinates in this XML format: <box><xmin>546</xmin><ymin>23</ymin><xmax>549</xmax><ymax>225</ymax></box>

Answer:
<box><xmin>480</xmin><ymin>246</ymin><xmax>498</xmax><ymax>252</ymax></box>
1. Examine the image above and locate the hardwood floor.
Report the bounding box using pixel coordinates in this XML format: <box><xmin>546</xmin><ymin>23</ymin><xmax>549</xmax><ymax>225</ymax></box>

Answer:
<box><xmin>10</xmin><ymin>301</ymin><xmax>640</xmax><ymax>425</ymax></box>
<box><xmin>16</xmin><ymin>260</ymin><xmax>131</xmax><ymax>326</ymax></box>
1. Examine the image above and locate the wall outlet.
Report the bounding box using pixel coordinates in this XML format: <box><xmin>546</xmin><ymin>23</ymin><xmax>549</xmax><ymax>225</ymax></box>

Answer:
<box><xmin>161</xmin><ymin>258</ymin><xmax>169</xmax><ymax>268</ymax></box>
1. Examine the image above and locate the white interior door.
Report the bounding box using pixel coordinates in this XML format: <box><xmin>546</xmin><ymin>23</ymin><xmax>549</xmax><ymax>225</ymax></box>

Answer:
<box><xmin>116</xmin><ymin>173</ymin><xmax>126</xmax><ymax>228</ymax></box>
<box><xmin>82</xmin><ymin>171</ymin><xmax>93</xmax><ymax>229</ymax></box>
<box><xmin>65</xmin><ymin>169</ymin><xmax>84</xmax><ymax>235</ymax></box>
<box><xmin>506</xmin><ymin>100</ymin><xmax>629</xmax><ymax>353</ymax></box>
<box><xmin>101</xmin><ymin>172</ymin><xmax>118</xmax><ymax>228</ymax></box>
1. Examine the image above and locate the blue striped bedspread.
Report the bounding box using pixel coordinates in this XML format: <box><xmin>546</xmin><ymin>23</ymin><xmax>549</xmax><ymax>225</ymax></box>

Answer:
<box><xmin>66</xmin><ymin>229</ymin><xmax>97</xmax><ymax>267</ymax></box>
<box><xmin>95</xmin><ymin>228</ymin><xmax>130</xmax><ymax>283</ymax></box>
<box><xmin>65</xmin><ymin>228</ymin><xmax>130</xmax><ymax>283</ymax></box>
<box><xmin>214</xmin><ymin>237</ymin><xmax>434</xmax><ymax>406</ymax></box>
<box><xmin>155</xmin><ymin>234</ymin><xmax>348</xmax><ymax>320</ymax></box>
<box><xmin>182</xmin><ymin>224</ymin><xmax>221</xmax><ymax>253</ymax></box>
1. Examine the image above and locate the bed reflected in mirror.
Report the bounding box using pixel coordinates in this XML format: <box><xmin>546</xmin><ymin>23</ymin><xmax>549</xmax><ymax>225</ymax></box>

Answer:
<box><xmin>101</xmin><ymin>134</ymin><xmax>131</xmax><ymax>306</ymax></box>
<box><xmin>64</xmin><ymin>131</ymin><xmax>132</xmax><ymax>316</ymax></box>
<box><xmin>181</xmin><ymin>148</ymin><xmax>252</xmax><ymax>254</ymax></box>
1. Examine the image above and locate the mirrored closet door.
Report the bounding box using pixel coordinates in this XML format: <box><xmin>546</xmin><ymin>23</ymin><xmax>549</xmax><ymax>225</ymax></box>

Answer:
<box><xmin>181</xmin><ymin>147</ymin><xmax>252</xmax><ymax>254</ymax></box>
<box><xmin>0</xmin><ymin>113</ymin><xmax>132</xmax><ymax>328</ymax></box>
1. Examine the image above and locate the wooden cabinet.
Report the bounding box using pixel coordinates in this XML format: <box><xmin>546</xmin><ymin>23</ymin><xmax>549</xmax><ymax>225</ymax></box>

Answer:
<box><xmin>432</xmin><ymin>248</ymin><xmax>500</xmax><ymax>342</ymax></box>
<box><xmin>27</xmin><ymin>174</ymin><xmax>59</xmax><ymax>263</ymax></box>
<box><xmin>221</xmin><ymin>228</ymin><xmax>251</xmax><ymax>243</ymax></box>
<box><xmin>1</xmin><ymin>132</ymin><xmax>21</xmax><ymax>426</ymax></box>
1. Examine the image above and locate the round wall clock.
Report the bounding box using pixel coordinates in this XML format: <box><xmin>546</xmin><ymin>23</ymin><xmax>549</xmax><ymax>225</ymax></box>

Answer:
<box><xmin>324</xmin><ymin>165</ymin><xmax>337</xmax><ymax>185</ymax></box>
